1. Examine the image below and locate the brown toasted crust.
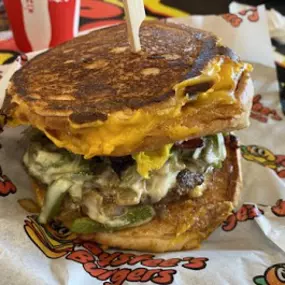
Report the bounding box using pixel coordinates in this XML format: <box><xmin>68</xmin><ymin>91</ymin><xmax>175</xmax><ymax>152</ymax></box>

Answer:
<box><xmin>29</xmin><ymin>137</ymin><xmax>240</xmax><ymax>252</ymax></box>
<box><xmin>4</xmin><ymin>21</ymin><xmax>238</xmax><ymax>123</ymax></box>
<box><xmin>5</xmin><ymin>72</ymin><xmax>253</xmax><ymax>158</ymax></box>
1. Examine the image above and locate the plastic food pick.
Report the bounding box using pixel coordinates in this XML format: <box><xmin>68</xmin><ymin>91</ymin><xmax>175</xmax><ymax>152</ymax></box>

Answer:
<box><xmin>123</xmin><ymin>0</ymin><xmax>146</xmax><ymax>53</ymax></box>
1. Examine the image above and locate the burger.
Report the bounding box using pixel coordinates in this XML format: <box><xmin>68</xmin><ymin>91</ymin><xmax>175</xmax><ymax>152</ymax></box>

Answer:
<box><xmin>2</xmin><ymin>22</ymin><xmax>254</xmax><ymax>252</ymax></box>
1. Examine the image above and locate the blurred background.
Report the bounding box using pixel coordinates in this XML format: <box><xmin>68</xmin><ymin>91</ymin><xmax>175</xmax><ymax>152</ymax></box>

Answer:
<box><xmin>0</xmin><ymin>1</ymin><xmax>284</xmax><ymax>33</ymax></box>
<box><xmin>1</xmin><ymin>0</ymin><xmax>284</xmax><ymax>32</ymax></box>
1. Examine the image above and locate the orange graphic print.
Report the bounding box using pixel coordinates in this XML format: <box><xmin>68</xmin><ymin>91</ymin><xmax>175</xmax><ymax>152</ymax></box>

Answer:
<box><xmin>254</xmin><ymin>263</ymin><xmax>285</xmax><ymax>285</ymax></box>
<box><xmin>24</xmin><ymin>216</ymin><xmax>77</xmax><ymax>259</ymax></box>
<box><xmin>222</xmin><ymin>8</ymin><xmax>259</xmax><ymax>27</ymax></box>
<box><xmin>24</xmin><ymin>215</ymin><xmax>209</xmax><ymax>284</ymax></box>
<box><xmin>0</xmin><ymin>167</ymin><xmax>17</xmax><ymax>197</ymax></box>
<box><xmin>241</xmin><ymin>145</ymin><xmax>285</xmax><ymax>179</ymax></box>
<box><xmin>251</xmin><ymin>95</ymin><xmax>282</xmax><ymax>123</ymax></box>
<box><xmin>271</xmin><ymin>199</ymin><xmax>285</xmax><ymax>217</ymax></box>
<box><xmin>222</xmin><ymin>204</ymin><xmax>264</xmax><ymax>231</ymax></box>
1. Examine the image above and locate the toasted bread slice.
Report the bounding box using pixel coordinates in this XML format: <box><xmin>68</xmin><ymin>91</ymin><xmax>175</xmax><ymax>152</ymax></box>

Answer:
<box><xmin>78</xmin><ymin>136</ymin><xmax>241</xmax><ymax>252</ymax></box>
<box><xmin>3</xmin><ymin>22</ymin><xmax>253</xmax><ymax>157</ymax></box>
<box><xmin>31</xmin><ymin>136</ymin><xmax>241</xmax><ymax>252</ymax></box>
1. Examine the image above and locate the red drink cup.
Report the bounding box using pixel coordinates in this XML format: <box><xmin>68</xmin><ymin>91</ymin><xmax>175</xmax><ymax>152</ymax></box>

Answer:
<box><xmin>3</xmin><ymin>0</ymin><xmax>80</xmax><ymax>52</ymax></box>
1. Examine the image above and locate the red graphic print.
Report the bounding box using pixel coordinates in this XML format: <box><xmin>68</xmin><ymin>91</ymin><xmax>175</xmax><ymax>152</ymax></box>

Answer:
<box><xmin>182</xmin><ymin>257</ymin><xmax>208</xmax><ymax>270</ymax></box>
<box><xmin>222</xmin><ymin>13</ymin><xmax>243</xmax><ymax>27</ymax></box>
<box><xmin>0</xmin><ymin>167</ymin><xmax>17</xmax><ymax>197</ymax></box>
<box><xmin>251</xmin><ymin>95</ymin><xmax>282</xmax><ymax>123</ymax></box>
<box><xmin>275</xmin><ymin>157</ymin><xmax>285</xmax><ymax>178</ymax></box>
<box><xmin>222</xmin><ymin>204</ymin><xmax>264</xmax><ymax>231</ymax></box>
<box><xmin>63</xmin><ymin>242</ymin><xmax>209</xmax><ymax>285</ymax></box>
<box><xmin>222</xmin><ymin>8</ymin><xmax>260</xmax><ymax>27</ymax></box>
<box><xmin>239</xmin><ymin>8</ymin><xmax>259</xmax><ymax>22</ymax></box>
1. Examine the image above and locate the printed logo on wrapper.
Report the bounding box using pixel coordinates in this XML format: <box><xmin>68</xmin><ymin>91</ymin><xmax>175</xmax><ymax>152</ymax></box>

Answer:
<box><xmin>24</xmin><ymin>216</ymin><xmax>208</xmax><ymax>285</ymax></box>
<box><xmin>222</xmin><ymin>200</ymin><xmax>285</xmax><ymax>232</ymax></box>
<box><xmin>222</xmin><ymin>8</ymin><xmax>259</xmax><ymax>28</ymax></box>
<box><xmin>241</xmin><ymin>145</ymin><xmax>285</xmax><ymax>179</ymax></box>
<box><xmin>254</xmin><ymin>263</ymin><xmax>285</xmax><ymax>285</ymax></box>
<box><xmin>222</xmin><ymin>204</ymin><xmax>264</xmax><ymax>231</ymax></box>
<box><xmin>251</xmin><ymin>95</ymin><xmax>283</xmax><ymax>123</ymax></box>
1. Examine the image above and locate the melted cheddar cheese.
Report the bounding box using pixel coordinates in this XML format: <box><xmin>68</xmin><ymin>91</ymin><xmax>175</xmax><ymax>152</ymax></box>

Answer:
<box><xmin>9</xmin><ymin>57</ymin><xmax>251</xmax><ymax>158</ymax></box>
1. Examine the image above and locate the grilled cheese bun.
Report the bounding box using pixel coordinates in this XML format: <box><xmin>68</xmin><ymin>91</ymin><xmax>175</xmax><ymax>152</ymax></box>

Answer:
<box><xmin>31</xmin><ymin>136</ymin><xmax>241</xmax><ymax>252</ymax></box>
<box><xmin>79</xmin><ymin>138</ymin><xmax>241</xmax><ymax>252</ymax></box>
<box><xmin>3</xmin><ymin>22</ymin><xmax>253</xmax><ymax>158</ymax></box>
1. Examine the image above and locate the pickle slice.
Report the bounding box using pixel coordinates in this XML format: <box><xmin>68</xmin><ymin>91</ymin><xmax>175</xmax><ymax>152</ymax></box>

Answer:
<box><xmin>201</xmin><ymin>133</ymin><xmax>227</xmax><ymax>167</ymax></box>
<box><xmin>38</xmin><ymin>179</ymin><xmax>72</xmax><ymax>224</ymax></box>
<box><xmin>71</xmin><ymin>205</ymin><xmax>155</xmax><ymax>233</ymax></box>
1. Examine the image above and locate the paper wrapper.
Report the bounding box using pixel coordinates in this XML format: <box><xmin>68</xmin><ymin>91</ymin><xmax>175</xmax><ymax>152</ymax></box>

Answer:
<box><xmin>0</xmin><ymin>5</ymin><xmax>285</xmax><ymax>285</ymax></box>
